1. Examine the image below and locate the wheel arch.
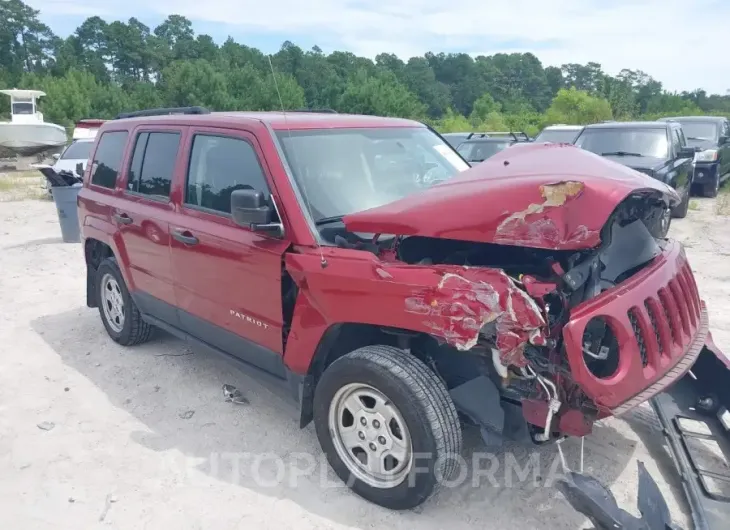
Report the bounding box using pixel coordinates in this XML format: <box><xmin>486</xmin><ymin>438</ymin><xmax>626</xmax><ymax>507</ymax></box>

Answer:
<box><xmin>84</xmin><ymin>238</ymin><xmax>122</xmax><ymax>307</ymax></box>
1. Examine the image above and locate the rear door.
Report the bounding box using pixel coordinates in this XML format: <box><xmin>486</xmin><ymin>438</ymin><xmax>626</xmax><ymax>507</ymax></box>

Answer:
<box><xmin>114</xmin><ymin>126</ymin><xmax>184</xmax><ymax>324</ymax></box>
<box><xmin>169</xmin><ymin>127</ymin><xmax>290</xmax><ymax>375</ymax></box>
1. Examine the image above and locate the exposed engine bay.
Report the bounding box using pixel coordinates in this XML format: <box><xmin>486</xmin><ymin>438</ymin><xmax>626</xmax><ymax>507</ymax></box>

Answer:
<box><xmin>330</xmin><ymin>191</ymin><xmax>671</xmax><ymax>443</ymax></box>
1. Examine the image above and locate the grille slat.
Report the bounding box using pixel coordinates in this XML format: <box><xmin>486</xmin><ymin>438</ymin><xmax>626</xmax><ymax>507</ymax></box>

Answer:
<box><xmin>681</xmin><ymin>265</ymin><xmax>701</xmax><ymax>317</ymax></box>
<box><xmin>668</xmin><ymin>279</ymin><xmax>691</xmax><ymax>336</ymax></box>
<box><xmin>628</xmin><ymin>307</ymin><xmax>651</xmax><ymax>367</ymax></box>
<box><xmin>658</xmin><ymin>288</ymin><xmax>682</xmax><ymax>345</ymax></box>
<box><xmin>676</xmin><ymin>272</ymin><xmax>697</xmax><ymax>326</ymax></box>
<box><xmin>644</xmin><ymin>299</ymin><xmax>666</xmax><ymax>356</ymax></box>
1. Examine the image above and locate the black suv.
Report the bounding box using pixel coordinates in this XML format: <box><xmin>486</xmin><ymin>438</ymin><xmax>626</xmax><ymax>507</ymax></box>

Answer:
<box><xmin>574</xmin><ymin>121</ymin><xmax>695</xmax><ymax>235</ymax></box>
<box><xmin>455</xmin><ymin>131</ymin><xmax>531</xmax><ymax>164</ymax></box>
<box><xmin>658</xmin><ymin>116</ymin><xmax>730</xmax><ymax>197</ymax></box>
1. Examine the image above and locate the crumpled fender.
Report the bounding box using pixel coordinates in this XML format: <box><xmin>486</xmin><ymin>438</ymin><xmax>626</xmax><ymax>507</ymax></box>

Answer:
<box><xmin>344</xmin><ymin>143</ymin><xmax>680</xmax><ymax>251</ymax></box>
<box><xmin>283</xmin><ymin>251</ymin><xmax>547</xmax><ymax>370</ymax></box>
<box><xmin>403</xmin><ymin>267</ymin><xmax>546</xmax><ymax>365</ymax></box>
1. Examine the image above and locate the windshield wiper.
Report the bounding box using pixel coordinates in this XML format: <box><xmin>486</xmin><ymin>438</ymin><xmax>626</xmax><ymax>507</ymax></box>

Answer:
<box><xmin>687</xmin><ymin>136</ymin><xmax>711</xmax><ymax>141</ymax></box>
<box><xmin>314</xmin><ymin>215</ymin><xmax>345</xmax><ymax>226</ymax></box>
<box><xmin>601</xmin><ymin>151</ymin><xmax>643</xmax><ymax>157</ymax></box>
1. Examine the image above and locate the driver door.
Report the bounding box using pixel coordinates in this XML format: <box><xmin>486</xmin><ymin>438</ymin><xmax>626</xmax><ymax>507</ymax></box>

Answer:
<box><xmin>169</xmin><ymin>127</ymin><xmax>290</xmax><ymax>375</ymax></box>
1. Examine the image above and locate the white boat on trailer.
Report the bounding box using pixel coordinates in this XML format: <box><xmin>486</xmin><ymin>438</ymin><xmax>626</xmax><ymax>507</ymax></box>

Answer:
<box><xmin>0</xmin><ymin>89</ymin><xmax>67</xmax><ymax>157</ymax></box>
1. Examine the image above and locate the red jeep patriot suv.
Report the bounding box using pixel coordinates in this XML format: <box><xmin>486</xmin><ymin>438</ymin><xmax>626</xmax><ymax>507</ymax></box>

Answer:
<box><xmin>78</xmin><ymin>106</ymin><xmax>717</xmax><ymax>509</ymax></box>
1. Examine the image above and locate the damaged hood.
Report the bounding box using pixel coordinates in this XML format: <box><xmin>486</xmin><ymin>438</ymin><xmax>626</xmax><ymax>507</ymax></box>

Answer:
<box><xmin>344</xmin><ymin>143</ymin><xmax>680</xmax><ymax>251</ymax></box>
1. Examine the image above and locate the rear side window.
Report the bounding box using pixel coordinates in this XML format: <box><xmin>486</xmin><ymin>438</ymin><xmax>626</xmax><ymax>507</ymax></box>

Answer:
<box><xmin>184</xmin><ymin>134</ymin><xmax>270</xmax><ymax>214</ymax></box>
<box><xmin>126</xmin><ymin>132</ymin><xmax>181</xmax><ymax>199</ymax></box>
<box><xmin>90</xmin><ymin>131</ymin><xmax>128</xmax><ymax>189</ymax></box>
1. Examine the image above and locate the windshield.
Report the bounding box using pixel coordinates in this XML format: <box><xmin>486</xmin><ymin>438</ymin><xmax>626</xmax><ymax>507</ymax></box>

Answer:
<box><xmin>457</xmin><ymin>140</ymin><xmax>511</xmax><ymax>162</ymax></box>
<box><xmin>534</xmin><ymin>129</ymin><xmax>581</xmax><ymax>144</ymax></box>
<box><xmin>575</xmin><ymin>128</ymin><xmax>669</xmax><ymax>158</ymax></box>
<box><xmin>61</xmin><ymin>141</ymin><xmax>93</xmax><ymax>160</ymax></box>
<box><xmin>11</xmin><ymin>102</ymin><xmax>33</xmax><ymax>115</ymax></box>
<box><xmin>276</xmin><ymin>127</ymin><xmax>469</xmax><ymax>221</ymax></box>
<box><xmin>675</xmin><ymin>121</ymin><xmax>719</xmax><ymax>141</ymax></box>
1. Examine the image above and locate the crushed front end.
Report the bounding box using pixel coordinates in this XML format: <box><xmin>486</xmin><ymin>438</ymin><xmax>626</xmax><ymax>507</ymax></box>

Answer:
<box><xmin>385</xmin><ymin>194</ymin><xmax>708</xmax><ymax>444</ymax></box>
<box><xmin>342</xmin><ymin>144</ymin><xmax>718</xmax><ymax>444</ymax></box>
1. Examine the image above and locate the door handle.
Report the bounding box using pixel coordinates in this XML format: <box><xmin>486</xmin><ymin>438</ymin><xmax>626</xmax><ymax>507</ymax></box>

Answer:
<box><xmin>113</xmin><ymin>212</ymin><xmax>133</xmax><ymax>225</ymax></box>
<box><xmin>171</xmin><ymin>229</ymin><xmax>199</xmax><ymax>246</ymax></box>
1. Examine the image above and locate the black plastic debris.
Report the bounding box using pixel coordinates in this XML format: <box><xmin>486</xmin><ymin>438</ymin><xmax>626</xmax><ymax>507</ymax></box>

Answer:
<box><xmin>36</xmin><ymin>165</ymin><xmax>83</xmax><ymax>188</ymax></box>
<box><xmin>556</xmin><ymin>460</ymin><xmax>681</xmax><ymax>530</ymax></box>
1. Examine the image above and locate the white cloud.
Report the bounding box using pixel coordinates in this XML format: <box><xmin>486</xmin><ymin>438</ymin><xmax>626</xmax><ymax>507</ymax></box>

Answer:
<box><xmin>28</xmin><ymin>0</ymin><xmax>730</xmax><ymax>94</ymax></box>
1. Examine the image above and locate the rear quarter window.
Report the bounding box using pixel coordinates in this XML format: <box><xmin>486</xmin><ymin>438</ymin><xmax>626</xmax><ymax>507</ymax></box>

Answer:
<box><xmin>90</xmin><ymin>131</ymin><xmax>129</xmax><ymax>189</ymax></box>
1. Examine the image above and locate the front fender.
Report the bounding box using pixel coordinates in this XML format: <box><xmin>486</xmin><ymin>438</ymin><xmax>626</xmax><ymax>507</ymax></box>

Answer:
<box><xmin>282</xmin><ymin>250</ymin><xmax>546</xmax><ymax>374</ymax></box>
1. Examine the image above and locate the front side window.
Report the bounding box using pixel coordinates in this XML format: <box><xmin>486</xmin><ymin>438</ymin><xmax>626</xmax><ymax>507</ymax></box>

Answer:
<box><xmin>126</xmin><ymin>132</ymin><xmax>180</xmax><ymax>199</ymax></box>
<box><xmin>90</xmin><ymin>131</ymin><xmax>129</xmax><ymax>189</ymax></box>
<box><xmin>575</xmin><ymin>128</ymin><xmax>669</xmax><ymax>159</ymax></box>
<box><xmin>276</xmin><ymin>127</ymin><xmax>469</xmax><ymax>221</ymax></box>
<box><xmin>185</xmin><ymin>135</ymin><xmax>270</xmax><ymax>214</ymax></box>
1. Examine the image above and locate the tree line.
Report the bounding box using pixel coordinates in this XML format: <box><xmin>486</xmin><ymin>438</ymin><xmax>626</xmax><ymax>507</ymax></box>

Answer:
<box><xmin>1</xmin><ymin>0</ymin><xmax>729</xmax><ymax>137</ymax></box>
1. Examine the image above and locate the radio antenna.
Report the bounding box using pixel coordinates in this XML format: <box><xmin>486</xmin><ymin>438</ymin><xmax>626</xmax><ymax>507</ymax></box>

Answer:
<box><xmin>267</xmin><ymin>55</ymin><xmax>327</xmax><ymax>268</ymax></box>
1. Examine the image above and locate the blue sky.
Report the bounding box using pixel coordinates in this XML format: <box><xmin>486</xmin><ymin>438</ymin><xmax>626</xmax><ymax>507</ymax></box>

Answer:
<box><xmin>27</xmin><ymin>0</ymin><xmax>730</xmax><ymax>95</ymax></box>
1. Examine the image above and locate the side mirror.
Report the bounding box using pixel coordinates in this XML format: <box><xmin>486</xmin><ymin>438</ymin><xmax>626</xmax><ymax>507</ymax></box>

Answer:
<box><xmin>52</xmin><ymin>153</ymin><xmax>60</xmax><ymax>161</ymax></box>
<box><xmin>678</xmin><ymin>146</ymin><xmax>696</xmax><ymax>159</ymax></box>
<box><xmin>230</xmin><ymin>188</ymin><xmax>282</xmax><ymax>235</ymax></box>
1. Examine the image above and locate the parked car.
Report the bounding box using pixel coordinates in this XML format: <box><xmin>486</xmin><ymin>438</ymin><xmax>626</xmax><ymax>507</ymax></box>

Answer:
<box><xmin>574</xmin><ymin>121</ymin><xmax>695</xmax><ymax>235</ymax></box>
<box><xmin>456</xmin><ymin>131</ymin><xmax>531</xmax><ymax>163</ymax></box>
<box><xmin>534</xmin><ymin>124</ymin><xmax>584</xmax><ymax>144</ymax></box>
<box><xmin>658</xmin><ymin>116</ymin><xmax>730</xmax><ymax>197</ymax></box>
<box><xmin>78</xmin><ymin>107</ymin><xmax>721</xmax><ymax>510</ymax></box>
<box><xmin>37</xmin><ymin>137</ymin><xmax>95</xmax><ymax>194</ymax></box>
<box><xmin>440</xmin><ymin>132</ymin><xmax>471</xmax><ymax>149</ymax></box>
<box><xmin>51</xmin><ymin>138</ymin><xmax>94</xmax><ymax>174</ymax></box>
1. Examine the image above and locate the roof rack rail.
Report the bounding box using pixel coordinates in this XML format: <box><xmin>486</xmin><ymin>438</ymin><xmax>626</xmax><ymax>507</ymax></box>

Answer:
<box><xmin>114</xmin><ymin>106</ymin><xmax>211</xmax><ymax>120</ymax></box>
<box><xmin>288</xmin><ymin>108</ymin><xmax>338</xmax><ymax>114</ymax></box>
<box><xmin>481</xmin><ymin>131</ymin><xmax>531</xmax><ymax>142</ymax></box>
<box><xmin>466</xmin><ymin>132</ymin><xmax>490</xmax><ymax>139</ymax></box>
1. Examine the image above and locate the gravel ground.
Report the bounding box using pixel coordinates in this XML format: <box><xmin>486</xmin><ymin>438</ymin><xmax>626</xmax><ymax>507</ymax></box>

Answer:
<box><xmin>0</xmin><ymin>197</ymin><xmax>728</xmax><ymax>529</ymax></box>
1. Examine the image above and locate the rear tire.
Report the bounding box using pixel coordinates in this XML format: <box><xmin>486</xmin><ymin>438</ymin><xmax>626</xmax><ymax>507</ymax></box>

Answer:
<box><xmin>96</xmin><ymin>257</ymin><xmax>153</xmax><ymax>346</ymax></box>
<box><xmin>313</xmin><ymin>345</ymin><xmax>462</xmax><ymax>510</ymax></box>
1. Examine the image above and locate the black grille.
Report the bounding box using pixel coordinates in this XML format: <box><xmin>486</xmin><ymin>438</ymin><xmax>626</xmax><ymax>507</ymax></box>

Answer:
<box><xmin>644</xmin><ymin>301</ymin><xmax>664</xmax><ymax>355</ymax></box>
<box><xmin>629</xmin><ymin>310</ymin><xmax>649</xmax><ymax>367</ymax></box>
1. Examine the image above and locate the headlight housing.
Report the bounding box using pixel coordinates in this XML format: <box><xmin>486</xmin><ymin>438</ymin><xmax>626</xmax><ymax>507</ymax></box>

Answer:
<box><xmin>695</xmin><ymin>149</ymin><xmax>718</xmax><ymax>162</ymax></box>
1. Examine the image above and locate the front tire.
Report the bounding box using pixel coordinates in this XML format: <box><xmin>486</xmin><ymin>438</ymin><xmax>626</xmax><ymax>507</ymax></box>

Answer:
<box><xmin>672</xmin><ymin>187</ymin><xmax>690</xmax><ymax>219</ymax></box>
<box><xmin>703</xmin><ymin>177</ymin><xmax>720</xmax><ymax>198</ymax></box>
<box><xmin>96</xmin><ymin>257</ymin><xmax>153</xmax><ymax>346</ymax></box>
<box><xmin>313</xmin><ymin>345</ymin><xmax>462</xmax><ymax>510</ymax></box>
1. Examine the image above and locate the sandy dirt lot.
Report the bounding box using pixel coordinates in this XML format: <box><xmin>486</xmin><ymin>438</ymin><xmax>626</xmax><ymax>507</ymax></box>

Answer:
<box><xmin>0</xmin><ymin>195</ymin><xmax>728</xmax><ymax>529</ymax></box>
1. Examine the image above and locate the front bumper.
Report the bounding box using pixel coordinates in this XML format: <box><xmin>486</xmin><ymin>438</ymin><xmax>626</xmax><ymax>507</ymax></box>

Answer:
<box><xmin>562</xmin><ymin>241</ymin><xmax>705</xmax><ymax>414</ymax></box>
<box><xmin>693</xmin><ymin>162</ymin><xmax>719</xmax><ymax>184</ymax></box>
